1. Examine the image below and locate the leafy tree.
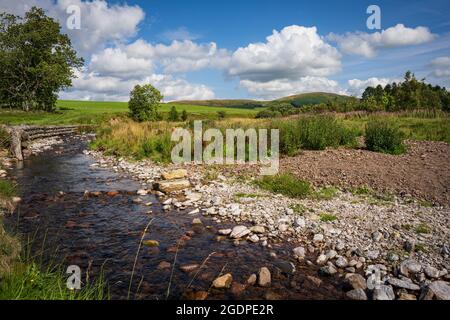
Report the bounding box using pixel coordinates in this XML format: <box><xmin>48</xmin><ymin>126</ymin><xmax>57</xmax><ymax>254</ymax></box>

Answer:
<box><xmin>0</xmin><ymin>7</ymin><xmax>83</xmax><ymax>111</ymax></box>
<box><xmin>128</xmin><ymin>84</ymin><xmax>163</xmax><ymax>122</ymax></box>
<box><xmin>168</xmin><ymin>106</ymin><xmax>179</xmax><ymax>121</ymax></box>
<box><xmin>181</xmin><ymin>109</ymin><xmax>188</xmax><ymax>121</ymax></box>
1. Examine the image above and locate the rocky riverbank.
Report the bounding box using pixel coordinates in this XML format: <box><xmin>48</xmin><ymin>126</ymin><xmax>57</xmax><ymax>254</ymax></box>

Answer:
<box><xmin>84</xmin><ymin>145</ymin><xmax>450</xmax><ymax>301</ymax></box>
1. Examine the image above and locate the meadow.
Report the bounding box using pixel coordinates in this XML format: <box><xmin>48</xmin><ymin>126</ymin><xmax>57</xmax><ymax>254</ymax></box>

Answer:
<box><xmin>0</xmin><ymin>100</ymin><xmax>262</xmax><ymax>125</ymax></box>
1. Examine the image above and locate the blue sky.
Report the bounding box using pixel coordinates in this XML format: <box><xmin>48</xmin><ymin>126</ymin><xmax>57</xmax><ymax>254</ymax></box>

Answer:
<box><xmin>2</xmin><ymin>0</ymin><xmax>449</xmax><ymax>101</ymax></box>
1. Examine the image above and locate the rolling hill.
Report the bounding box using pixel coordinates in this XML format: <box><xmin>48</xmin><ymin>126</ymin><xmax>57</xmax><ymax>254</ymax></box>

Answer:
<box><xmin>174</xmin><ymin>92</ymin><xmax>355</xmax><ymax>109</ymax></box>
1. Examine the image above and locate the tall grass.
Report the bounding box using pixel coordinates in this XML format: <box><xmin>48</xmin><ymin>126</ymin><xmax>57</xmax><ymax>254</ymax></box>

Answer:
<box><xmin>91</xmin><ymin>119</ymin><xmax>175</xmax><ymax>163</ymax></box>
<box><xmin>255</xmin><ymin>173</ymin><xmax>312</xmax><ymax>198</ymax></box>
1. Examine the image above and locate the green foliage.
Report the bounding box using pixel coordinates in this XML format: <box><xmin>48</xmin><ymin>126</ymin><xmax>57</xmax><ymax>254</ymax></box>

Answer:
<box><xmin>314</xmin><ymin>186</ymin><xmax>339</xmax><ymax>200</ymax></box>
<box><xmin>0</xmin><ymin>7</ymin><xmax>83</xmax><ymax>111</ymax></box>
<box><xmin>168</xmin><ymin>106</ymin><xmax>179</xmax><ymax>121</ymax></box>
<box><xmin>255</xmin><ymin>173</ymin><xmax>311</xmax><ymax>198</ymax></box>
<box><xmin>361</xmin><ymin>71</ymin><xmax>449</xmax><ymax>112</ymax></box>
<box><xmin>0</xmin><ymin>262</ymin><xmax>108</xmax><ymax>300</ymax></box>
<box><xmin>365</xmin><ymin>120</ymin><xmax>406</xmax><ymax>154</ymax></box>
<box><xmin>128</xmin><ymin>84</ymin><xmax>163</xmax><ymax>122</ymax></box>
<box><xmin>297</xmin><ymin>116</ymin><xmax>357</xmax><ymax>150</ymax></box>
<box><xmin>181</xmin><ymin>109</ymin><xmax>188</xmax><ymax>121</ymax></box>
<box><xmin>0</xmin><ymin>180</ymin><xmax>16</xmax><ymax>198</ymax></box>
<box><xmin>255</xmin><ymin>109</ymin><xmax>282</xmax><ymax>118</ymax></box>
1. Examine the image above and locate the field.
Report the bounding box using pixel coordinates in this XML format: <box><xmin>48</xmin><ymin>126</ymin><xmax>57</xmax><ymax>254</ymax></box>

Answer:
<box><xmin>0</xmin><ymin>100</ymin><xmax>263</xmax><ymax>125</ymax></box>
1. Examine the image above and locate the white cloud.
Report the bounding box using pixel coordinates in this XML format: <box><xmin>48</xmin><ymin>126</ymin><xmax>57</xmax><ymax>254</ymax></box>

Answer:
<box><xmin>229</xmin><ymin>25</ymin><xmax>341</xmax><ymax>82</ymax></box>
<box><xmin>0</xmin><ymin>0</ymin><xmax>145</xmax><ymax>57</ymax></box>
<box><xmin>89</xmin><ymin>48</ymin><xmax>153</xmax><ymax>78</ymax></box>
<box><xmin>67</xmin><ymin>68</ymin><xmax>215</xmax><ymax>102</ymax></box>
<box><xmin>328</xmin><ymin>24</ymin><xmax>436</xmax><ymax>58</ymax></box>
<box><xmin>122</xmin><ymin>39</ymin><xmax>231</xmax><ymax>73</ymax></box>
<box><xmin>430</xmin><ymin>56</ymin><xmax>450</xmax><ymax>77</ymax></box>
<box><xmin>347</xmin><ymin>77</ymin><xmax>400</xmax><ymax>97</ymax></box>
<box><xmin>240</xmin><ymin>77</ymin><xmax>344</xmax><ymax>100</ymax></box>
<box><xmin>159</xmin><ymin>27</ymin><xmax>200</xmax><ymax>41</ymax></box>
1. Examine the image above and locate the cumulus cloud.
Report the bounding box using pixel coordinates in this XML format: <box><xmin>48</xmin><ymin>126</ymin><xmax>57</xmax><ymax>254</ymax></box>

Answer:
<box><xmin>0</xmin><ymin>0</ymin><xmax>145</xmax><ymax>57</ymax></box>
<box><xmin>430</xmin><ymin>56</ymin><xmax>450</xmax><ymax>77</ymax></box>
<box><xmin>89</xmin><ymin>48</ymin><xmax>153</xmax><ymax>78</ymax></box>
<box><xmin>240</xmin><ymin>77</ymin><xmax>344</xmax><ymax>100</ymax></box>
<box><xmin>347</xmin><ymin>77</ymin><xmax>400</xmax><ymax>97</ymax></box>
<box><xmin>228</xmin><ymin>25</ymin><xmax>341</xmax><ymax>82</ymax></box>
<box><xmin>66</xmin><ymin>68</ymin><xmax>215</xmax><ymax>102</ymax></box>
<box><xmin>328</xmin><ymin>24</ymin><xmax>436</xmax><ymax>58</ymax></box>
<box><xmin>122</xmin><ymin>39</ymin><xmax>231</xmax><ymax>73</ymax></box>
<box><xmin>159</xmin><ymin>27</ymin><xmax>200</xmax><ymax>41</ymax></box>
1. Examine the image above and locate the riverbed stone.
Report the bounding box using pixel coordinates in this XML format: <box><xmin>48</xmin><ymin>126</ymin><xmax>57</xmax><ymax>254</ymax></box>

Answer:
<box><xmin>180</xmin><ymin>264</ymin><xmax>199</xmax><ymax>273</ymax></box>
<box><xmin>399</xmin><ymin>259</ymin><xmax>422</xmax><ymax>277</ymax></box>
<box><xmin>250</xmin><ymin>225</ymin><xmax>265</xmax><ymax>234</ymax></box>
<box><xmin>373</xmin><ymin>285</ymin><xmax>395</xmax><ymax>300</ymax></box>
<box><xmin>387</xmin><ymin>277</ymin><xmax>421</xmax><ymax>291</ymax></box>
<box><xmin>344</xmin><ymin>273</ymin><xmax>367</xmax><ymax>290</ymax></box>
<box><xmin>143</xmin><ymin>240</ymin><xmax>159</xmax><ymax>247</ymax></box>
<box><xmin>293</xmin><ymin>246</ymin><xmax>306</xmax><ymax>259</ymax></box>
<box><xmin>213</xmin><ymin>273</ymin><xmax>233</xmax><ymax>289</ymax></box>
<box><xmin>218</xmin><ymin>229</ymin><xmax>232</xmax><ymax>235</ymax></box>
<box><xmin>424</xmin><ymin>266</ymin><xmax>440</xmax><ymax>279</ymax></box>
<box><xmin>156</xmin><ymin>179</ymin><xmax>191</xmax><ymax>193</ymax></box>
<box><xmin>230</xmin><ymin>225</ymin><xmax>250</xmax><ymax>239</ymax></box>
<box><xmin>247</xmin><ymin>274</ymin><xmax>257</xmax><ymax>285</ymax></box>
<box><xmin>161</xmin><ymin>169</ymin><xmax>187</xmax><ymax>180</ymax></box>
<box><xmin>420</xmin><ymin>281</ymin><xmax>450</xmax><ymax>300</ymax></box>
<box><xmin>258</xmin><ymin>267</ymin><xmax>271</xmax><ymax>287</ymax></box>
<box><xmin>335</xmin><ymin>256</ymin><xmax>348</xmax><ymax>268</ymax></box>
<box><xmin>346</xmin><ymin>289</ymin><xmax>367</xmax><ymax>300</ymax></box>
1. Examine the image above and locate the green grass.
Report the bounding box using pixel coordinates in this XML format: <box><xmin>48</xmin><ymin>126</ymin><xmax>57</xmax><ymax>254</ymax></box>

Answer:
<box><xmin>415</xmin><ymin>223</ymin><xmax>431</xmax><ymax>234</ymax></box>
<box><xmin>319</xmin><ymin>213</ymin><xmax>338</xmax><ymax>222</ymax></box>
<box><xmin>364</xmin><ymin>119</ymin><xmax>406</xmax><ymax>154</ymax></box>
<box><xmin>0</xmin><ymin>262</ymin><xmax>108</xmax><ymax>300</ymax></box>
<box><xmin>0</xmin><ymin>100</ymin><xmax>261</xmax><ymax>125</ymax></box>
<box><xmin>0</xmin><ymin>180</ymin><xmax>17</xmax><ymax>198</ymax></box>
<box><xmin>342</xmin><ymin>113</ymin><xmax>450</xmax><ymax>144</ymax></box>
<box><xmin>314</xmin><ymin>186</ymin><xmax>339</xmax><ymax>200</ymax></box>
<box><xmin>255</xmin><ymin>173</ymin><xmax>312</xmax><ymax>198</ymax></box>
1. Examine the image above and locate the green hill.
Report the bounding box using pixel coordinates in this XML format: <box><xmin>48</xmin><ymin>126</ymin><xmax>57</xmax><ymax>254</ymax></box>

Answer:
<box><xmin>174</xmin><ymin>92</ymin><xmax>354</xmax><ymax>109</ymax></box>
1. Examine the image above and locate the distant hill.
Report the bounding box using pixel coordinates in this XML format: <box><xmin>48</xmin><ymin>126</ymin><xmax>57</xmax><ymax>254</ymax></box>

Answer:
<box><xmin>173</xmin><ymin>99</ymin><xmax>265</xmax><ymax>109</ymax></box>
<box><xmin>174</xmin><ymin>92</ymin><xmax>354</xmax><ymax>109</ymax></box>
<box><xmin>274</xmin><ymin>92</ymin><xmax>355</xmax><ymax>107</ymax></box>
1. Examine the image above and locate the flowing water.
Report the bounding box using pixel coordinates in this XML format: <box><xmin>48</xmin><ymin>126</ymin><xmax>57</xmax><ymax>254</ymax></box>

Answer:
<box><xmin>5</xmin><ymin>136</ymin><xmax>344</xmax><ymax>299</ymax></box>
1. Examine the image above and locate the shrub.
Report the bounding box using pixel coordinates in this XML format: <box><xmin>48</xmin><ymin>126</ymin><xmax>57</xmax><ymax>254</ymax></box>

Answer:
<box><xmin>365</xmin><ymin>120</ymin><xmax>406</xmax><ymax>154</ymax></box>
<box><xmin>255</xmin><ymin>110</ymin><xmax>282</xmax><ymax>119</ymax></box>
<box><xmin>128</xmin><ymin>84</ymin><xmax>163</xmax><ymax>122</ymax></box>
<box><xmin>181</xmin><ymin>110</ymin><xmax>188</xmax><ymax>121</ymax></box>
<box><xmin>217</xmin><ymin>111</ymin><xmax>226</xmax><ymax>119</ymax></box>
<box><xmin>297</xmin><ymin>116</ymin><xmax>357</xmax><ymax>150</ymax></box>
<box><xmin>255</xmin><ymin>173</ymin><xmax>311</xmax><ymax>198</ymax></box>
<box><xmin>168</xmin><ymin>106</ymin><xmax>179</xmax><ymax>121</ymax></box>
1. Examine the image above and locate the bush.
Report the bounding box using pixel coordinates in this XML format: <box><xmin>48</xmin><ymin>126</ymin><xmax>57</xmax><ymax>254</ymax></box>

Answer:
<box><xmin>128</xmin><ymin>84</ymin><xmax>163</xmax><ymax>122</ymax></box>
<box><xmin>365</xmin><ymin>120</ymin><xmax>406</xmax><ymax>154</ymax></box>
<box><xmin>181</xmin><ymin>110</ymin><xmax>188</xmax><ymax>121</ymax></box>
<box><xmin>168</xmin><ymin>106</ymin><xmax>179</xmax><ymax>121</ymax></box>
<box><xmin>255</xmin><ymin>110</ymin><xmax>282</xmax><ymax>119</ymax></box>
<box><xmin>255</xmin><ymin>173</ymin><xmax>311</xmax><ymax>198</ymax></box>
<box><xmin>297</xmin><ymin>116</ymin><xmax>357</xmax><ymax>150</ymax></box>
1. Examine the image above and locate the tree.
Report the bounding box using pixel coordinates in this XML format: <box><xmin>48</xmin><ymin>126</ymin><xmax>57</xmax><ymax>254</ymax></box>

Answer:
<box><xmin>168</xmin><ymin>106</ymin><xmax>179</xmax><ymax>121</ymax></box>
<box><xmin>181</xmin><ymin>109</ymin><xmax>188</xmax><ymax>121</ymax></box>
<box><xmin>0</xmin><ymin>7</ymin><xmax>83</xmax><ymax>111</ymax></box>
<box><xmin>128</xmin><ymin>84</ymin><xmax>163</xmax><ymax>122</ymax></box>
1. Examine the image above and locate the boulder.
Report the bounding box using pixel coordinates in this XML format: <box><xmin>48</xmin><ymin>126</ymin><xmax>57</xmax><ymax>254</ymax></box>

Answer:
<box><xmin>212</xmin><ymin>273</ymin><xmax>233</xmax><ymax>289</ymax></box>
<box><xmin>230</xmin><ymin>226</ymin><xmax>250</xmax><ymax>239</ymax></box>
<box><xmin>346</xmin><ymin>289</ymin><xmax>367</xmax><ymax>300</ymax></box>
<box><xmin>156</xmin><ymin>179</ymin><xmax>191</xmax><ymax>193</ymax></box>
<box><xmin>420</xmin><ymin>281</ymin><xmax>450</xmax><ymax>300</ymax></box>
<box><xmin>161</xmin><ymin>169</ymin><xmax>187</xmax><ymax>180</ymax></box>
<box><xmin>387</xmin><ymin>277</ymin><xmax>420</xmax><ymax>291</ymax></box>
<box><xmin>344</xmin><ymin>274</ymin><xmax>367</xmax><ymax>290</ymax></box>
<box><xmin>373</xmin><ymin>285</ymin><xmax>395</xmax><ymax>300</ymax></box>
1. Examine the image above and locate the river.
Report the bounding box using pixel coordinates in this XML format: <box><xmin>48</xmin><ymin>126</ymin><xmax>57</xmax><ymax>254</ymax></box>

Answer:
<box><xmin>5</xmin><ymin>135</ymin><xmax>343</xmax><ymax>300</ymax></box>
